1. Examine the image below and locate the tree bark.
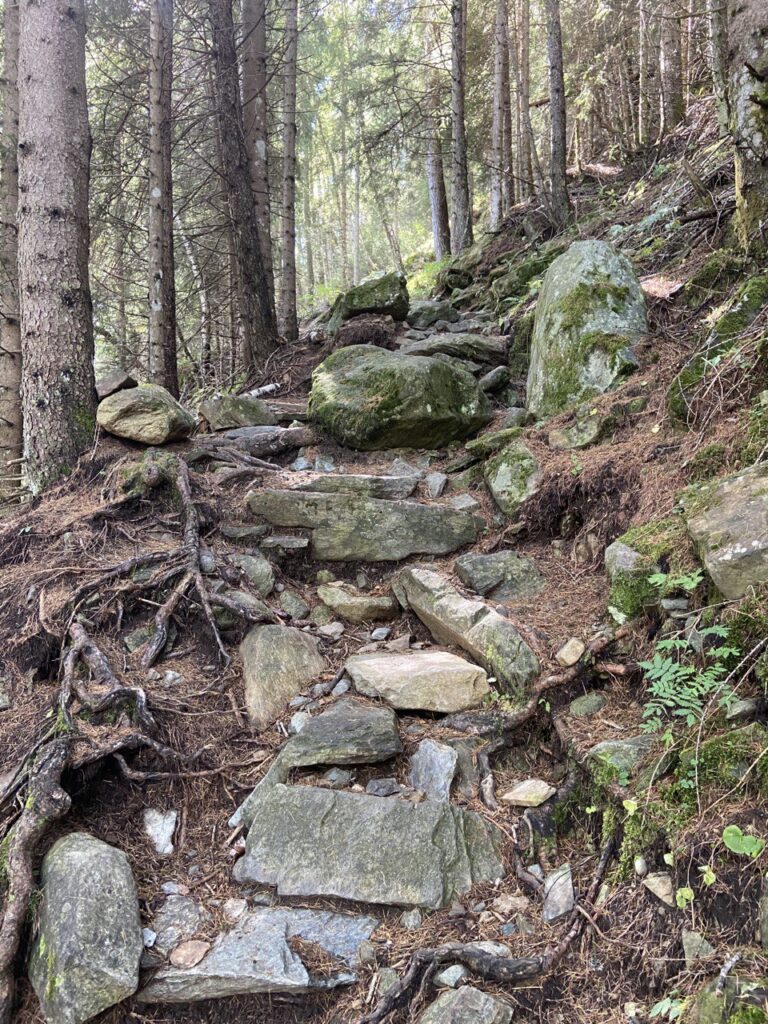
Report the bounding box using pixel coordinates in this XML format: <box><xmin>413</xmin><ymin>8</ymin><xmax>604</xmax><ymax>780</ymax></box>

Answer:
<box><xmin>242</xmin><ymin>0</ymin><xmax>276</xmax><ymax>318</ymax></box>
<box><xmin>727</xmin><ymin>0</ymin><xmax>768</xmax><ymax>253</ymax></box>
<box><xmin>279</xmin><ymin>0</ymin><xmax>299</xmax><ymax>342</ymax></box>
<box><xmin>660</xmin><ymin>0</ymin><xmax>684</xmax><ymax>134</ymax></box>
<box><xmin>0</xmin><ymin>0</ymin><xmax>21</xmax><ymax>502</ymax></box>
<box><xmin>516</xmin><ymin>0</ymin><xmax>534</xmax><ymax>198</ymax></box>
<box><xmin>208</xmin><ymin>0</ymin><xmax>279</xmax><ymax>373</ymax></box>
<box><xmin>489</xmin><ymin>0</ymin><xmax>508</xmax><ymax>229</ymax></box>
<box><xmin>545</xmin><ymin>0</ymin><xmax>570</xmax><ymax>227</ymax></box>
<box><xmin>148</xmin><ymin>0</ymin><xmax>179</xmax><ymax>396</ymax></box>
<box><xmin>424</xmin><ymin>21</ymin><xmax>451</xmax><ymax>260</ymax></box>
<box><xmin>17</xmin><ymin>0</ymin><xmax>96</xmax><ymax>494</ymax></box>
<box><xmin>303</xmin><ymin>152</ymin><xmax>316</xmax><ymax>296</ymax></box>
<box><xmin>450</xmin><ymin>0</ymin><xmax>473</xmax><ymax>251</ymax></box>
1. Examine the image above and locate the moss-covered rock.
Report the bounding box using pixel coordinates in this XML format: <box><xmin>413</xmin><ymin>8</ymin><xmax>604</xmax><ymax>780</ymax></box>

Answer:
<box><xmin>605</xmin><ymin>515</ymin><xmax>696</xmax><ymax>620</ymax></box>
<box><xmin>483</xmin><ymin>440</ymin><xmax>540</xmax><ymax>519</ymax></box>
<box><xmin>548</xmin><ymin>394</ymin><xmax>648</xmax><ymax>450</ymax></box>
<box><xmin>675</xmin><ymin>722</ymin><xmax>768</xmax><ymax>795</ymax></box>
<box><xmin>526</xmin><ymin>240</ymin><xmax>647</xmax><ymax>418</ymax></box>
<box><xmin>490</xmin><ymin>245</ymin><xmax>565</xmax><ymax>310</ymax></box>
<box><xmin>327</xmin><ymin>270</ymin><xmax>409</xmax><ymax>335</ymax></box>
<box><xmin>97</xmin><ymin>384</ymin><xmax>195</xmax><ymax>444</ymax></box>
<box><xmin>308</xmin><ymin>345</ymin><xmax>491</xmax><ymax>450</ymax></box>
<box><xmin>199</xmin><ymin>394</ymin><xmax>277</xmax><ymax>431</ymax></box>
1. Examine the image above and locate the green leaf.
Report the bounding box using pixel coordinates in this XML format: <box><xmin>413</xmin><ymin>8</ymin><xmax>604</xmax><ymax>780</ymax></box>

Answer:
<box><xmin>699</xmin><ymin>865</ymin><xmax>716</xmax><ymax>886</ymax></box>
<box><xmin>675</xmin><ymin>886</ymin><xmax>694</xmax><ymax>909</ymax></box>
<box><xmin>722</xmin><ymin>824</ymin><xmax>765</xmax><ymax>858</ymax></box>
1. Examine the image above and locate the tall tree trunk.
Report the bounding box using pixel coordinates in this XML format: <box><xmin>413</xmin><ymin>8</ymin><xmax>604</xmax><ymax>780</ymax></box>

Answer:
<box><xmin>279</xmin><ymin>0</ymin><xmax>299</xmax><ymax>342</ymax></box>
<box><xmin>501</xmin><ymin>34</ymin><xmax>514</xmax><ymax>210</ymax></box>
<box><xmin>707</xmin><ymin>0</ymin><xmax>729</xmax><ymax>136</ymax></box>
<box><xmin>517</xmin><ymin>0</ymin><xmax>534</xmax><ymax>198</ymax></box>
<box><xmin>450</xmin><ymin>0</ymin><xmax>473</xmax><ymax>251</ymax></box>
<box><xmin>545</xmin><ymin>0</ymin><xmax>570</xmax><ymax>227</ymax></box>
<box><xmin>638</xmin><ymin>0</ymin><xmax>650</xmax><ymax>146</ymax></box>
<box><xmin>660</xmin><ymin>0</ymin><xmax>684</xmax><ymax>134</ymax></box>
<box><xmin>0</xmin><ymin>0</ymin><xmax>21</xmax><ymax>502</ymax></box>
<box><xmin>339</xmin><ymin>105</ymin><xmax>349</xmax><ymax>286</ymax></box>
<box><xmin>176</xmin><ymin>214</ymin><xmax>212</xmax><ymax>379</ymax></box>
<box><xmin>426</xmin><ymin>128</ymin><xmax>451</xmax><ymax>260</ymax></box>
<box><xmin>148</xmin><ymin>0</ymin><xmax>179</xmax><ymax>396</ymax></box>
<box><xmin>242</xmin><ymin>0</ymin><xmax>275</xmax><ymax>318</ymax></box>
<box><xmin>208</xmin><ymin>0</ymin><xmax>278</xmax><ymax>373</ymax></box>
<box><xmin>489</xmin><ymin>0</ymin><xmax>507</xmax><ymax>229</ymax></box>
<box><xmin>303</xmin><ymin>153</ymin><xmax>316</xmax><ymax>296</ymax></box>
<box><xmin>364</xmin><ymin>149</ymin><xmax>405</xmax><ymax>272</ymax></box>
<box><xmin>728</xmin><ymin>0</ymin><xmax>768</xmax><ymax>253</ymax></box>
<box><xmin>17</xmin><ymin>0</ymin><xmax>96</xmax><ymax>494</ymax></box>
<box><xmin>353</xmin><ymin>143</ymin><xmax>361</xmax><ymax>283</ymax></box>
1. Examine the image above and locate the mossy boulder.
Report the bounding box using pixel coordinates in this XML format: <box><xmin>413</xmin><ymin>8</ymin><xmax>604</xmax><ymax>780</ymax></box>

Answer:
<box><xmin>605</xmin><ymin>515</ymin><xmax>696</xmax><ymax>621</ymax></box>
<box><xmin>308</xmin><ymin>345</ymin><xmax>491</xmax><ymax>450</ymax></box>
<box><xmin>548</xmin><ymin>394</ymin><xmax>648</xmax><ymax>450</ymax></box>
<box><xmin>526</xmin><ymin>240</ymin><xmax>647</xmax><ymax>418</ymax></box>
<box><xmin>199</xmin><ymin>394</ymin><xmax>277</xmax><ymax>431</ymax></box>
<box><xmin>676</xmin><ymin>723</ymin><xmax>768</xmax><ymax>795</ymax></box>
<box><xmin>483</xmin><ymin>440</ymin><xmax>540</xmax><ymax>519</ymax></box>
<box><xmin>491</xmin><ymin>244</ymin><xmax>566</xmax><ymax>312</ymax></box>
<box><xmin>407</xmin><ymin>299</ymin><xmax>458</xmax><ymax>329</ymax></box>
<box><xmin>29</xmin><ymin>833</ymin><xmax>143</xmax><ymax>1024</ymax></box>
<box><xmin>327</xmin><ymin>270</ymin><xmax>409</xmax><ymax>335</ymax></box>
<box><xmin>97</xmin><ymin>384</ymin><xmax>196</xmax><ymax>444</ymax></box>
<box><xmin>668</xmin><ymin>273</ymin><xmax>768</xmax><ymax>426</ymax></box>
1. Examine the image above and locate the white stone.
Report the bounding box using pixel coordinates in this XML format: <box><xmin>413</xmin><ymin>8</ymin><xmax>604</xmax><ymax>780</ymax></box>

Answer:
<box><xmin>143</xmin><ymin>808</ymin><xmax>178</xmax><ymax>857</ymax></box>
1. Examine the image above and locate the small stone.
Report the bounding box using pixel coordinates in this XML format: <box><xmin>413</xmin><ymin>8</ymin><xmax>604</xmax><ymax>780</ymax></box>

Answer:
<box><xmin>229</xmin><ymin>552</ymin><xmax>274</xmax><ymax>597</ymax></box>
<box><xmin>198</xmin><ymin>548</ymin><xmax>216</xmax><ymax>574</ymax></box>
<box><xmin>331</xmin><ymin>678</ymin><xmax>350</xmax><ymax>697</ymax></box>
<box><xmin>161</xmin><ymin>881</ymin><xmax>188</xmax><ymax>896</ymax></box>
<box><xmin>634</xmin><ymin>856</ymin><xmax>648</xmax><ymax>878</ymax></box>
<box><xmin>399</xmin><ymin>908</ymin><xmax>422</xmax><ymax>930</ymax></box>
<box><xmin>409</xmin><ymin>739</ymin><xmax>458</xmax><ymax>802</ymax></box>
<box><xmin>556</xmin><ymin>638</ymin><xmax>586</xmax><ymax>667</ymax></box>
<box><xmin>500</xmin><ymin>778</ymin><xmax>556</xmax><ymax>807</ymax></box>
<box><xmin>682</xmin><ymin>928</ymin><xmax>714</xmax><ymax>967</ymax></box>
<box><xmin>222</xmin><ymin>898</ymin><xmax>248</xmax><ymax>922</ymax></box>
<box><xmin>726</xmin><ymin>698</ymin><xmax>760</xmax><ymax>723</ymax></box>
<box><xmin>660</xmin><ymin>597</ymin><xmax>689</xmax><ymax>612</ymax></box>
<box><xmin>366</xmin><ymin>777</ymin><xmax>402</xmax><ymax>797</ymax></box>
<box><xmin>448</xmin><ymin>493</ymin><xmax>481</xmax><ymax>513</ymax></box>
<box><xmin>527</xmin><ymin>864</ymin><xmax>544</xmax><ymax>881</ymax></box>
<box><xmin>310</xmin><ymin>604</ymin><xmax>334</xmax><ymax>626</ymax></box>
<box><xmin>492</xmin><ymin>894</ymin><xmax>529</xmax><ymax>915</ymax></box>
<box><xmin>370</xmin><ymin>627</ymin><xmax>391</xmax><ymax>641</ymax></box>
<box><xmin>390</xmin><ymin>458</ymin><xmax>424</xmax><ymax>478</ymax></box>
<box><xmin>315</xmin><ymin>455</ymin><xmax>336</xmax><ymax>473</ymax></box>
<box><xmin>318</xmin><ymin>621</ymin><xmax>345</xmax><ymax>641</ymax></box>
<box><xmin>291</xmin><ymin>455</ymin><xmax>312</xmax><ymax>472</ymax></box>
<box><xmin>568</xmin><ymin>692</ymin><xmax>607</xmax><ymax>717</ymax></box>
<box><xmin>425</xmin><ymin>472</ymin><xmax>448</xmax><ymax>498</ymax></box>
<box><xmin>500</xmin><ymin>922</ymin><xmax>517</xmax><ymax>937</ymax></box>
<box><xmin>221</xmin><ymin>523</ymin><xmax>269</xmax><ymax>541</ymax></box>
<box><xmin>288</xmin><ymin>712</ymin><xmax>311</xmax><ymax>734</ymax></box>
<box><xmin>316</xmin><ymin>570</ymin><xmax>336</xmax><ymax>584</ymax></box>
<box><xmin>448</xmin><ymin>902</ymin><xmax>467</xmax><ymax>918</ymax></box>
<box><xmin>279</xmin><ymin>589</ymin><xmax>311</xmax><ymax>620</ymax></box>
<box><xmin>542</xmin><ymin>864</ymin><xmax>574</xmax><ymax>923</ymax></box>
<box><xmin>643</xmin><ymin>872</ymin><xmax>675</xmax><ymax>907</ymax></box>
<box><xmin>378</xmin><ymin>967</ymin><xmax>400</xmax><ymax>996</ymax></box>
<box><xmin>169</xmin><ymin>939</ymin><xmax>211</xmax><ymax>969</ymax></box>
<box><xmin>323</xmin><ymin>768</ymin><xmax>353</xmax><ymax>789</ymax></box>
<box><xmin>358</xmin><ymin>940</ymin><xmax>377</xmax><ymax>966</ymax></box>
<box><xmin>434</xmin><ymin>964</ymin><xmax>469</xmax><ymax>989</ymax></box>
<box><xmin>143</xmin><ymin>928</ymin><xmax>157</xmax><ymax>948</ymax></box>
<box><xmin>500</xmin><ymin>407</ymin><xmax>528</xmax><ymax>429</ymax></box>
<box><xmin>143</xmin><ymin>809</ymin><xmax>177</xmax><ymax>857</ymax></box>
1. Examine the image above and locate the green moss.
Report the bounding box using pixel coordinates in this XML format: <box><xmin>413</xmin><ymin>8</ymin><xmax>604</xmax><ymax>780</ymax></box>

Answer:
<box><xmin>684</xmin><ymin>250</ymin><xmax>745</xmax><ymax>308</ymax></box>
<box><xmin>673</xmin><ymin>723</ymin><xmax>768</xmax><ymax>802</ymax></box>
<box><xmin>712</xmin><ymin>274</ymin><xmax>768</xmax><ymax>343</ymax></box>
<box><xmin>689</xmin><ymin>442</ymin><xmax>728</xmax><ymax>481</ymax></box>
<box><xmin>728</xmin><ymin>1007</ymin><xmax>768</xmax><ymax>1024</ymax></box>
<box><xmin>539</xmin><ymin>327</ymin><xmax>636</xmax><ymax>416</ymax></box>
<box><xmin>465</xmin><ymin>426</ymin><xmax>522</xmax><ymax>456</ymax></box>
<box><xmin>608</xmin><ymin>516</ymin><xmax>697</xmax><ymax>619</ymax></box>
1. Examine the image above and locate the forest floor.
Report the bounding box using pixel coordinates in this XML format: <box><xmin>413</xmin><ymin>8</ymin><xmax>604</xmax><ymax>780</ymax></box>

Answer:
<box><xmin>1</xmin><ymin>98</ymin><xmax>768</xmax><ymax>1024</ymax></box>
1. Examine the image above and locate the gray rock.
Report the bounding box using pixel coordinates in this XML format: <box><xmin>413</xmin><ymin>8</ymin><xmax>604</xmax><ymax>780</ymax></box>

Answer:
<box><xmin>483</xmin><ymin>439</ymin><xmax>540</xmax><ymax>519</ymax></box>
<box><xmin>399</xmin><ymin>908</ymin><xmax>422</xmax><ymax>930</ymax></box>
<box><xmin>346</xmin><ymin>650</ymin><xmax>490</xmax><ymax>713</ymax></box>
<box><xmin>393</xmin><ymin>567</ymin><xmax>539</xmax><ymax>697</ymax></box>
<box><xmin>318</xmin><ymin>621</ymin><xmax>345</xmax><ymax>641</ymax></box>
<box><xmin>400</xmin><ymin>333</ymin><xmax>507</xmax><ymax>366</ymax></box>
<box><xmin>434</xmin><ymin>965</ymin><xmax>470</xmax><ymax>988</ymax></box>
<box><xmin>499</xmin><ymin>407</ymin><xmax>528</xmax><ymax>429</ymax></box>
<box><xmin>417</xmin><ymin>987</ymin><xmax>513</xmax><ymax>1024</ymax></box>
<box><xmin>29</xmin><ymin>833</ymin><xmax>143</xmax><ymax>1024</ymax></box>
<box><xmin>685</xmin><ymin>463</ymin><xmax>768</xmax><ymax>599</ymax></box>
<box><xmin>212</xmin><ymin>589</ymin><xmax>271</xmax><ymax>630</ymax></box>
<box><xmin>479</xmin><ymin>366</ymin><xmax>510</xmax><ymax>393</ymax></box>
<box><xmin>260</xmin><ymin>535</ymin><xmax>310</xmax><ymax>556</ymax></box>
<box><xmin>556</xmin><ymin>638</ymin><xmax>586</xmax><ymax>667</ymax></box>
<box><xmin>143</xmin><ymin>809</ymin><xmax>177</xmax><ymax>857</ymax></box>
<box><xmin>500</xmin><ymin>779</ymin><xmax>555</xmax><ymax>807</ymax></box>
<box><xmin>726</xmin><ymin>698</ymin><xmax>760</xmax><ymax>723</ymax></box>
<box><xmin>407</xmin><ymin>299</ymin><xmax>459</xmax><ymax>330</ymax></box>
<box><xmin>643</xmin><ymin>872</ymin><xmax>674</xmax><ymax>907</ymax></box>
<box><xmin>569</xmin><ymin>692</ymin><xmax>607</xmax><ymax>717</ymax></box>
<box><xmin>199</xmin><ymin>394</ymin><xmax>278</xmax><ymax>430</ymax></box>
<box><xmin>234</xmin><ymin>784</ymin><xmax>505</xmax><ymax>909</ymax></box>
<box><xmin>152</xmin><ymin>895</ymin><xmax>211</xmax><ymax>956</ymax></box>
<box><xmin>604</xmin><ymin>541</ymin><xmax>643</xmax><ymax>578</ymax></box>
<box><xmin>279</xmin><ymin>589</ymin><xmax>311</xmax><ymax>620</ymax></box>
<box><xmin>96</xmin><ymin>368</ymin><xmax>137</xmax><ymax>400</ymax></box>
<box><xmin>317</xmin><ymin>582</ymin><xmax>398</xmax><ymax>623</ymax></box>
<box><xmin>527</xmin><ymin>240</ymin><xmax>647</xmax><ymax>417</ymax></box>
<box><xmin>331</xmin><ymin>678</ymin><xmax>351</xmax><ymax>696</ymax></box>
<box><xmin>289</xmin><ymin>712</ymin><xmax>311</xmax><ymax>734</ymax></box>
<box><xmin>366</xmin><ymin>777</ymin><xmax>403</xmax><ymax>797</ymax></box>
<box><xmin>308</xmin><ymin>346</ymin><xmax>491</xmax><ymax>450</ymax></box>
<box><xmin>97</xmin><ymin>383</ymin><xmax>195</xmax><ymax>447</ymax></box>
<box><xmin>286</xmin><ymin>472</ymin><xmax>420</xmax><ymax>499</ymax></box>
<box><xmin>220</xmin><ymin>523</ymin><xmax>269</xmax><ymax>541</ymax></box>
<box><xmin>542</xmin><ymin>864</ymin><xmax>575</xmax><ymax>923</ymax></box>
<box><xmin>328</xmin><ymin>270</ymin><xmax>409</xmax><ymax>335</ymax></box>
<box><xmin>682</xmin><ymin>929</ymin><xmax>714</xmax><ymax>967</ymax></box>
<box><xmin>588</xmin><ymin>734</ymin><xmax>656</xmax><ymax>781</ymax></box>
<box><xmin>409</xmin><ymin>739</ymin><xmax>458</xmax><ymax>802</ymax></box>
<box><xmin>138</xmin><ymin>907</ymin><xmax>377</xmax><ymax>1002</ymax></box>
<box><xmin>247</xmin><ymin>489</ymin><xmax>481</xmax><ymax>562</ymax></box>
<box><xmin>229</xmin><ymin>552</ymin><xmax>274</xmax><ymax>597</ymax></box>
<box><xmin>370</xmin><ymin>627</ymin><xmax>391</xmax><ymax>641</ymax></box>
<box><xmin>454</xmin><ymin>550</ymin><xmax>543</xmax><ymax>599</ymax></box>
<box><xmin>323</xmin><ymin>768</ymin><xmax>353</xmax><ymax>789</ymax></box>
<box><xmin>314</xmin><ymin>454</ymin><xmax>336</xmax><ymax>473</ymax></box>
<box><xmin>425</xmin><ymin>471</ymin><xmax>449</xmax><ymax>498</ymax></box>
<box><xmin>240</xmin><ymin>625</ymin><xmax>325</xmax><ymax>730</ymax></box>
<box><xmin>281</xmin><ymin>699</ymin><xmax>403</xmax><ymax>770</ymax></box>
<box><xmin>448</xmin><ymin>493</ymin><xmax>481</xmax><ymax>513</ymax></box>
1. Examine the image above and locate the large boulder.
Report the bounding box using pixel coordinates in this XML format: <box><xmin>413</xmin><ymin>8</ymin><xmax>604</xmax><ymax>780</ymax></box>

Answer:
<box><xmin>240</xmin><ymin>625</ymin><xmax>325</xmax><ymax>729</ymax></box>
<box><xmin>328</xmin><ymin>270</ymin><xmax>409</xmax><ymax>335</ymax></box>
<box><xmin>684</xmin><ymin>463</ymin><xmax>768</xmax><ymax>599</ymax></box>
<box><xmin>526</xmin><ymin>240</ymin><xmax>647</xmax><ymax>418</ymax></box>
<box><xmin>233</xmin><ymin>784</ymin><xmax>504</xmax><ymax>908</ymax></box>
<box><xmin>308</xmin><ymin>345</ymin><xmax>491</xmax><ymax>450</ymax></box>
<box><xmin>246</xmin><ymin>489</ymin><xmax>481</xmax><ymax>561</ymax></box>
<box><xmin>138</xmin><ymin>906</ymin><xmax>377</xmax><ymax>1002</ymax></box>
<box><xmin>346</xmin><ymin>650</ymin><xmax>490</xmax><ymax>712</ymax></box>
<box><xmin>394</xmin><ymin>567</ymin><xmax>539</xmax><ymax>697</ymax></box>
<box><xmin>29</xmin><ymin>833</ymin><xmax>143</xmax><ymax>1024</ymax></box>
<box><xmin>199</xmin><ymin>394</ymin><xmax>277</xmax><ymax>431</ymax></box>
<box><xmin>97</xmin><ymin>384</ymin><xmax>195</xmax><ymax>444</ymax></box>
<box><xmin>483</xmin><ymin>440</ymin><xmax>540</xmax><ymax>519</ymax></box>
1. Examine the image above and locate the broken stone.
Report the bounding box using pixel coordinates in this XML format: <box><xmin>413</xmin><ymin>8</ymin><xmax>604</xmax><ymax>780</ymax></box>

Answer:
<box><xmin>500</xmin><ymin>779</ymin><xmax>556</xmax><ymax>807</ymax></box>
<box><xmin>96</xmin><ymin>368</ymin><xmax>137</xmax><ymax>400</ymax></box>
<box><xmin>346</xmin><ymin>650</ymin><xmax>490</xmax><ymax>713</ymax></box>
<box><xmin>682</xmin><ymin>928</ymin><xmax>714</xmax><ymax>967</ymax></box>
<box><xmin>542</xmin><ymin>864</ymin><xmax>575</xmax><ymax>923</ymax></box>
<box><xmin>399</xmin><ymin>908</ymin><xmax>422</xmax><ymax>930</ymax></box>
<box><xmin>425</xmin><ymin>471</ymin><xmax>449</xmax><ymax>497</ymax></box>
<box><xmin>454</xmin><ymin>549</ymin><xmax>543</xmax><ymax>599</ymax></box>
<box><xmin>169</xmin><ymin>940</ymin><xmax>211</xmax><ymax>969</ymax></box>
<box><xmin>643</xmin><ymin>872</ymin><xmax>675</xmax><ymax>907</ymax></box>
<box><xmin>408</xmin><ymin>739</ymin><xmax>458</xmax><ymax>802</ymax></box>
<box><xmin>229</xmin><ymin>552</ymin><xmax>274</xmax><ymax>597</ymax></box>
<box><xmin>417</xmin><ymin>987</ymin><xmax>513</xmax><ymax>1024</ymax></box>
<box><xmin>556</xmin><ymin>638</ymin><xmax>586</xmax><ymax>667</ymax></box>
<box><xmin>143</xmin><ymin>808</ymin><xmax>177</xmax><ymax>857</ymax></box>
<box><xmin>152</xmin><ymin>895</ymin><xmax>211</xmax><ymax>956</ymax></box>
<box><xmin>281</xmin><ymin>700</ymin><xmax>403</xmax><ymax>770</ymax></box>
<box><xmin>366</xmin><ymin>777</ymin><xmax>403</xmax><ymax>797</ymax></box>
<box><xmin>317</xmin><ymin>582</ymin><xmax>399</xmax><ymax>623</ymax></box>
<box><xmin>434</xmin><ymin>964</ymin><xmax>470</xmax><ymax>988</ymax></box>
<box><xmin>240</xmin><ymin>625</ymin><xmax>325</xmax><ymax>730</ymax></box>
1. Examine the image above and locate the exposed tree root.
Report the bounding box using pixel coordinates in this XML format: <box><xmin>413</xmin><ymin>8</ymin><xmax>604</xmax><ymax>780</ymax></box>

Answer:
<box><xmin>360</xmin><ymin>836</ymin><xmax>617</xmax><ymax>1024</ymax></box>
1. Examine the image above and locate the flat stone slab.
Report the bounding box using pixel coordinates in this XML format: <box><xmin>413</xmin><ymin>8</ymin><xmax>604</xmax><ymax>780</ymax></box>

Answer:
<box><xmin>281</xmin><ymin>699</ymin><xmax>403</xmax><ymax>769</ymax></box>
<box><xmin>233</xmin><ymin>784</ymin><xmax>504</xmax><ymax>909</ymax></box>
<box><xmin>138</xmin><ymin>907</ymin><xmax>377</xmax><ymax>1002</ymax></box>
<box><xmin>542</xmin><ymin>864</ymin><xmax>574</xmax><ymax>923</ymax></box>
<box><xmin>417</xmin><ymin>987</ymin><xmax>513</xmax><ymax>1024</ymax></box>
<box><xmin>685</xmin><ymin>463</ymin><xmax>768</xmax><ymax>599</ymax></box>
<box><xmin>500</xmin><ymin>779</ymin><xmax>556</xmax><ymax>807</ymax></box>
<box><xmin>317</xmin><ymin>582</ymin><xmax>399</xmax><ymax>623</ymax></box>
<box><xmin>240</xmin><ymin>625</ymin><xmax>325</xmax><ymax>730</ymax></box>
<box><xmin>247</xmin><ymin>490</ymin><xmax>480</xmax><ymax>562</ymax></box>
<box><xmin>29</xmin><ymin>833</ymin><xmax>143</xmax><ymax>1024</ymax></box>
<box><xmin>400</xmin><ymin>333</ymin><xmax>507</xmax><ymax>365</ymax></box>
<box><xmin>394</xmin><ymin>567</ymin><xmax>539</xmax><ymax>697</ymax></box>
<box><xmin>286</xmin><ymin>472</ymin><xmax>420</xmax><ymax>499</ymax></box>
<box><xmin>346</xmin><ymin>650</ymin><xmax>490</xmax><ymax>712</ymax></box>
<box><xmin>587</xmin><ymin>734</ymin><xmax>656</xmax><ymax>780</ymax></box>
<box><xmin>454</xmin><ymin>550</ymin><xmax>543</xmax><ymax>599</ymax></box>
<box><xmin>409</xmin><ymin>739</ymin><xmax>458</xmax><ymax>802</ymax></box>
